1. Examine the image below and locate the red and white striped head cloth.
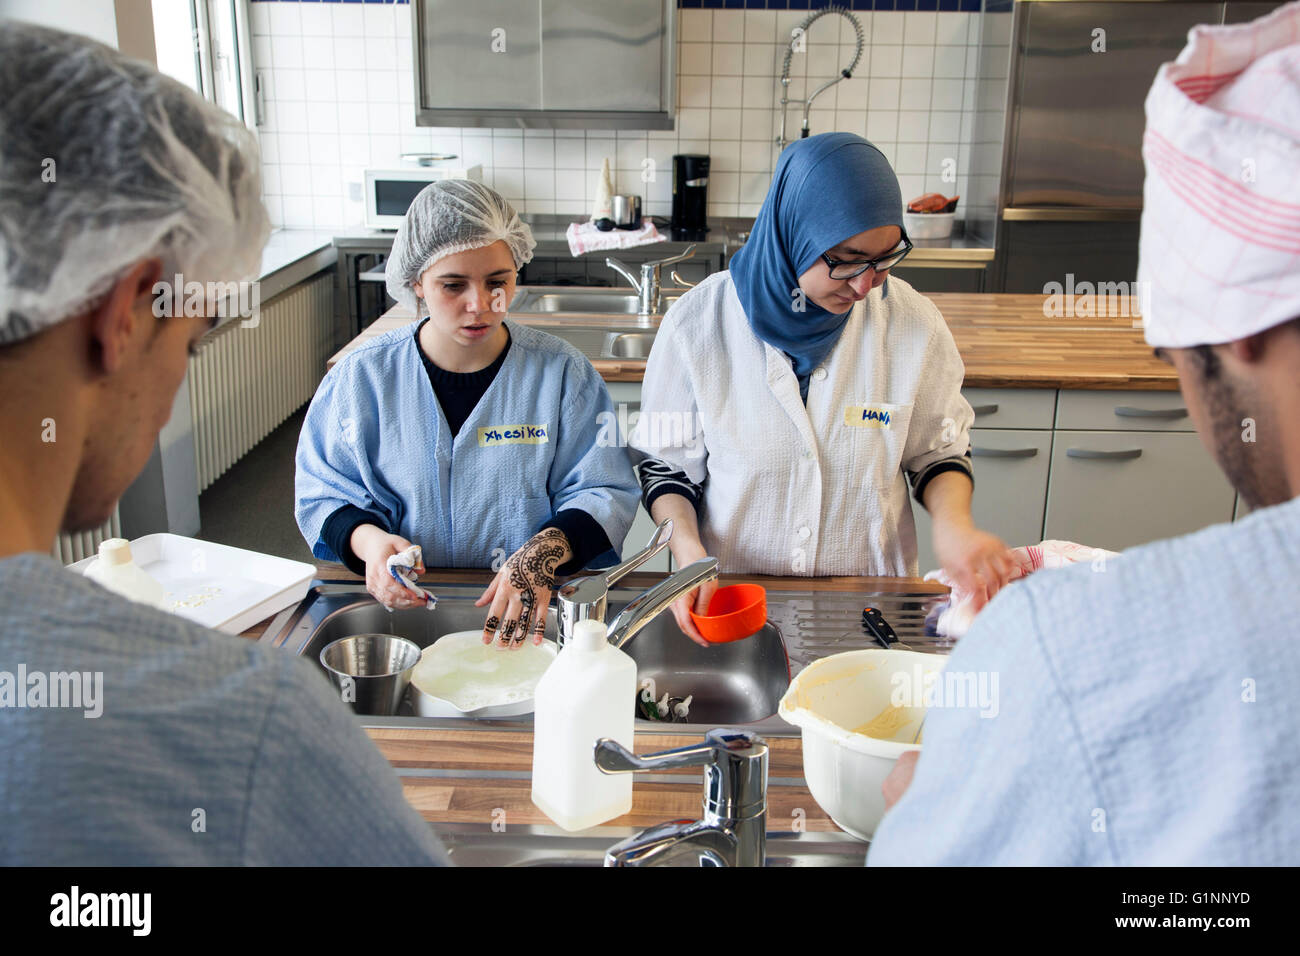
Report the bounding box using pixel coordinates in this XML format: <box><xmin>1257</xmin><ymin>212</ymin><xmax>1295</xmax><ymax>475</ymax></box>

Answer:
<box><xmin>1138</xmin><ymin>1</ymin><xmax>1300</xmax><ymax>348</ymax></box>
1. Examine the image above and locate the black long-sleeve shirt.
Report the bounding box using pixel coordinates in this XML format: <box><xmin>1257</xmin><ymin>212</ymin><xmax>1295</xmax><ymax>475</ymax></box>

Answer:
<box><xmin>320</xmin><ymin>321</ymin><xmax>611</xmax><ymax>575</ymax></box>
<box><xmin>634</xmin><ymin>451</ymin><xmax>973</xmax><ymax>517</ymax></box>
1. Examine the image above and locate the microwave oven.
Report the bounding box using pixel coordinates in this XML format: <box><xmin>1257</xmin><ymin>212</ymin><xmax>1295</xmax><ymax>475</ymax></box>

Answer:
<box><xmin>363</xmin><ymin>165</ymin><xmax>484</xmax><ymax>230</ymax></box>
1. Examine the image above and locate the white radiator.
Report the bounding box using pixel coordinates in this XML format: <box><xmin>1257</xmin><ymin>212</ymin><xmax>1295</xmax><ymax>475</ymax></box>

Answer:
<box><xmin>50</xmin><ymin>273</ymin><xmax>333</xmax><ymax>564</ymax></box>
<box><xmin>188</xmin><ymin>273</ymin><xmax>334</xmax><ymax>491</ymax></box>
<box><xmin>51</xmin><ymin>508</ymin><xmax>122</xmax><ymax>564</ymax></box>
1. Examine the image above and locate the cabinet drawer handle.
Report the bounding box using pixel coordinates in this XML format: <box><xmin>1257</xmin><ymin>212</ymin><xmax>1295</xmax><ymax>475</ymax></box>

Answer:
<box><xmin>1113</xmin><ymin>405</ymin><xmax>1187</xmax><ymax>420</ymax></box>
<box><xmin>970</xmin><ymin>404</ymin><xmax>999</xmax><ymax>416</ymax></box>
<box><xmin>1067</xmin><ymin>448</ymin><xmax>1143</xmax><ymax>461</ymax></box>
<box><xmin>972</xmin><ymin>446</ymin><xmax>1038</xmax><ymax>459</ymax></box>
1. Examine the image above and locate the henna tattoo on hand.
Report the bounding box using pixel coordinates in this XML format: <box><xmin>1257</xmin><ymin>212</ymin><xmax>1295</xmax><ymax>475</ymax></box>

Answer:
<box><xmin>494</xmin><ymin>528</ymin><xmax>569</xmax><ymax>647</ymax></box>
<box><xmin>484</xmin><ymin>615</ymin><xmax>501</xmax><ymax>634</ymax></box>
<box><xmin>518</xmin><ymin>592</ymin><xmax>535</xmax><ymax>639</ymax></box>
<box><xmin>506</xmin><ymin>527</ymin><xmax>568</xmax><ymax>595</ymax></box>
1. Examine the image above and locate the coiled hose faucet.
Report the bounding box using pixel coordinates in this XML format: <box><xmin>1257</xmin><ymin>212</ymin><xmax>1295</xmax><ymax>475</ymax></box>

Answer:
<box><xmin>776</xmin><ymin>5</ymin><xmax>866</xmax><ymax>150</ymax></box>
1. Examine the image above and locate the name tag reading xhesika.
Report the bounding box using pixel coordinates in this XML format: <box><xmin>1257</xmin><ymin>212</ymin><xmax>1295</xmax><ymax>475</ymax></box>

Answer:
<box><xmin>478</xmin><ymin>424</ymin><xmax>550</xmax><ymax>447</ymax></box>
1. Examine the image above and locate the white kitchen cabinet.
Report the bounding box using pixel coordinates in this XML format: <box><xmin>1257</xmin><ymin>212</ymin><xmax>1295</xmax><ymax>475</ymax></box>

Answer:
<box><xmin>1044</xmin><ymin>430</ymin><xmax>1235</xmax><ymax>551</ymax></box>
<box><xmin>913</xmin><ymin>427</ymin><xmax>1054</xmax><ymax>575</ymax></box>
<box><xmin>605</xmin><ymin>382</ymin><xmax>670</xmax><ymax>572</ymax></box>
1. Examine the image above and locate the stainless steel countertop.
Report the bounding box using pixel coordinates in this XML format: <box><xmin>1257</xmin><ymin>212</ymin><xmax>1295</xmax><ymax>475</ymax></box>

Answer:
<box><xmin>332</xmin><ymin>214</ymin><xmax>994</xmax><ymax>263</ymax></box>
<box><xmin>256</xmin><ymin>229</ymin><xmax>337</xmax><ymax>300</ymax></box>
<box><xmin>344</xmin><ymin>585</ymin><xmax>950</xmax><ymax>740</ymax></box>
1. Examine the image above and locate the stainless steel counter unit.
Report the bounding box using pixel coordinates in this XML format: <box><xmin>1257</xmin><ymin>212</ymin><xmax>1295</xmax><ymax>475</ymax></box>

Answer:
<box><xmin>260</xmin><ymin>580</ymin><xmax>951</xmax><ymax>740</ymax></box>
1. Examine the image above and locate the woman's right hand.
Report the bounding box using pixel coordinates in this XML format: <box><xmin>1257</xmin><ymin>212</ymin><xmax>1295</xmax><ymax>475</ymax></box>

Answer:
<box><xmin>351</xmin><ymin>525</ymin><xmax>427</xmax><ymax>610</ymax></box>
<box><xmin>668</xmin><ymin>539</ymin><xmax>717</xmax><ymax>648</ymax></box>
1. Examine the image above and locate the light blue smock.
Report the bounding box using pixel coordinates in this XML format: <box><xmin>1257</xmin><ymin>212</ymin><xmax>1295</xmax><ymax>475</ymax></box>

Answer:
<box><xmin>867</xmin><ymin>496</ymin><xmax>1300</xmax><ymax>865</ymax></box>
<box><xmin>0</xmin><ymin>553</ymin><xmax>448</xmax><ymax>865</ymax></box>
<box><xmin>295</xmin><ymin>318</ymin><xmax>638</xmax><ymax>569</ymax></box>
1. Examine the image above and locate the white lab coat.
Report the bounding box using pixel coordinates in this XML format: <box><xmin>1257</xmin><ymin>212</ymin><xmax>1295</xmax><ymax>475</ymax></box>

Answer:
<box><xmin>629</xmin><ymin>270</ymin><xmax>973</xmax><ymax>576</ymax></box>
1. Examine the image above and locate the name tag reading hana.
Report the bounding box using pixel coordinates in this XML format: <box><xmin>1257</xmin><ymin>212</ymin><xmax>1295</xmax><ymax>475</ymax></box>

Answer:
<box><xmin>844</xmin><ymin>405</ymin><xmax>897</xmax><ymax>429</ymax></box>
<box><xmin>478</xmin><ymin>424</ymin><xmax>550</xmax><ymax>447</ymax></box>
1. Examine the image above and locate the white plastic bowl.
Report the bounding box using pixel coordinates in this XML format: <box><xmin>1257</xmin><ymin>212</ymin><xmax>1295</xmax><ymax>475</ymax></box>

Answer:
<box><xmin>779</xmin><ymin>648</ymin><xmax>946</xmax><ymax>841</ymax></box>
<box><xmin>902</xmin><ymin>210</ymin><xmax>955</xmax><ymax>240</ymax></box>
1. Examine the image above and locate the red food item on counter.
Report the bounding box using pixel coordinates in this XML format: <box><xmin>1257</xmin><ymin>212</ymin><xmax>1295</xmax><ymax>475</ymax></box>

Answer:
<box><xmin>906</xmin><ymin>193</ymin><xmax>960</xmax><ymax>214</ymax></box>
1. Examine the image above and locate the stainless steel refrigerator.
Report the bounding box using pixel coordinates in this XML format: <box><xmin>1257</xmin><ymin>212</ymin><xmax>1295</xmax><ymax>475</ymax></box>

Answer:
<box><xmin>985</xmin><ymin>0</ymin><xmax>1285</xmax><ymax>293</ymax></box>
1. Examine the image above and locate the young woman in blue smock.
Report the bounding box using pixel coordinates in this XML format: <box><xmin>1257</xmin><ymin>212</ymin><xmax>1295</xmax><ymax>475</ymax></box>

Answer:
<box><xmin>295</xmin><ymin>181</ymin><xmax>639</xmax><ymax>648</ymax></box>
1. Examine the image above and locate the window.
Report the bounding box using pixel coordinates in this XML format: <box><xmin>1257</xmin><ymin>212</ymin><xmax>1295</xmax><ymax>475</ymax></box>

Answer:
<box><xmin>151</xmin><ymin>0</ymin><xmax>256</xmax><ymax>127</ymax></box>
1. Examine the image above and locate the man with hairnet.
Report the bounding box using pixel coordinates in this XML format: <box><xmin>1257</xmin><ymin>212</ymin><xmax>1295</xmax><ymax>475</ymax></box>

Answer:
<box><xmin>868</xmin><ymin>2</ymin><xmax>1300</xmax><ymax>865</ymax></box>
<box><xmin>0</xmin><ymin>23</ymin><xmax>448</xmax><ymax>864</ymax></box>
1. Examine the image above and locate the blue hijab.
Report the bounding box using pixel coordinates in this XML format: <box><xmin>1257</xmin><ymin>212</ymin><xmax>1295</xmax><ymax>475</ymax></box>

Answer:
<box><xmin>728</xmin><ymin>133</ymin><xmax>903</xmax><ymax>400</ymax></box>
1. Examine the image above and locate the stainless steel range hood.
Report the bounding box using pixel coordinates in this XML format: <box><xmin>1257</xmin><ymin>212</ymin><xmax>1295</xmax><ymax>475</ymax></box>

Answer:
<box><xmin>411</xmin><ymin>0</ymin><xmax>676</xmax><ymax>130</ymax></box>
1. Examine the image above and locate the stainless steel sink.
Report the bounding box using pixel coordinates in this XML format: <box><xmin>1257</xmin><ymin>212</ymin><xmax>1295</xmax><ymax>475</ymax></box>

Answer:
<box><xmin>261</xmin><ymin>583</ymin><xmax>791</xmax><ymax>728</ymax></box>
<box><xmin>630</xmin><ymin>621</ymin><xmax>787</xmax><ymax>724</ymax></box>
<box><xmin>518</xmin><ymin>293</ymin><xmax>645</xmax><ymax>314</ymax></box>
<box><xmin>606</xmin><ymin>331</ymin><xmax>656</xmax><ymax>359</ymax></box>
<box><xmin>435</xmin><ymin>823</ymin><xmax>867</xmax><ymax>867</ymax></box>
<box><xmin>507</xmin><ymin>325</ymin><xmax>659</xmax><ymax>363</ymax></box>
<box><xmin>503</xmin><ymin>286</ymin><xmax>683</xmax><ymax>360</ymax></box>
<box><xmin>261</xmin><ymin>580</ymin><xmax>952</xmax><ymax>734</ymax></box>
<box><xmin>511</xmin><ymin>288</ymin><xmax>680</xmax><ymax>316</ymax></box>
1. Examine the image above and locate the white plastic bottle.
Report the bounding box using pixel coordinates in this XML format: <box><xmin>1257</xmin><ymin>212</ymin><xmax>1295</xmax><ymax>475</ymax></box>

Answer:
<box><xmin>590</xmin><ymin>157</ymin><xmax>614</xmax><ymax>222</ymax></box>
<box><xmin>83</xmin><ymin>538</ymin><xmax>166</xmax><ymax>609</ymax></box>
<box><xmin>531</xmin><ymin>619</ymin><xmax>636</xmax><ymax>831</ymax></box>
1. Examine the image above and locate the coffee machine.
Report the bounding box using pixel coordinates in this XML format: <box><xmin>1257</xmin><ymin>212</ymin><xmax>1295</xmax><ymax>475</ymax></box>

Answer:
<box><xmin>670</xmin><ymin>154</ymin><xmax>710</xmax><ymax>241</ymax></box>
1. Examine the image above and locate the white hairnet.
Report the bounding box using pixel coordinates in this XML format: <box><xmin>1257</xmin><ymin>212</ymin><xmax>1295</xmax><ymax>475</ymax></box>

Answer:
<box><xmin>385</xmin><ymin>179</ymin><xmax>536</xmax><ymax>315</ymax></box>
<box><xmin>0</xmin><ymin>22</ymin><xmax>270</xmax><ymax>346</ymax></box>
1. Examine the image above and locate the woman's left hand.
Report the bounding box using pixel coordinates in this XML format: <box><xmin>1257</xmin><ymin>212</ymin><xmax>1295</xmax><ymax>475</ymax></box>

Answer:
<box><xmin>476</xmin><ymin>528</ymin><xmax>571</xmax><ymax>649</ymax></box>
<box><xmin>932</xmin><ymin>521</ymin><xmax>1016</xmax><ymax>613</ymax></box>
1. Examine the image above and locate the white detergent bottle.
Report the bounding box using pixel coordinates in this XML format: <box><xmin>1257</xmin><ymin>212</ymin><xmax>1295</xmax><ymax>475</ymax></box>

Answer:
<box><xmin>83</xmin><ymin>538</ymin><xmax>166</xmax><ymax>609</ymax></box>
<box><xmin>531</xmin><ymin>619</ymin><xmax>636</xmax><ymax>830</ymax></box>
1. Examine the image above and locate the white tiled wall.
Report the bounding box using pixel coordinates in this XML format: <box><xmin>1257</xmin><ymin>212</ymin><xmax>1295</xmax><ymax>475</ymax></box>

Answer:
<box><xmin>966</xmin><ymin>8</ymin><xmax>1013</xmax><ymax>242</ymax></box>
<box><xmin>251</xmin><ymin>3</ymin><xmax>985</xmax><ymax>230</ymax></box>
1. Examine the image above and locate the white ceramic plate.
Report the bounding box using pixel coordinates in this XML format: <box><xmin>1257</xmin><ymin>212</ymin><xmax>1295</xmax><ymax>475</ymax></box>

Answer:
<box><xmin>409</xmin><ymin>630</ymin><xmax>558</xmax><ymax>718</ymax></box>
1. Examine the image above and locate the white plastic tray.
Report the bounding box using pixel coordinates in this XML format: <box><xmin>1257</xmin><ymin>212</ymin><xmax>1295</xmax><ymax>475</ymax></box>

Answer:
<box><xmin>69</xmin><ymin>533</ymin><xmax>316</xmax><ymax>635</ymax></box>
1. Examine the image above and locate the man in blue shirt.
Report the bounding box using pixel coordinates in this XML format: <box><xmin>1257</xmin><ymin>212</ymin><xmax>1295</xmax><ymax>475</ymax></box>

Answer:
<box><xmin>869</xmin><ymin>3</ymin><xmax>1300</xmax><ymax>866</ymax></box>
<box><xmin>0</xmin><ymin>22</ymin><xmax>447</xmax><ymax>865</ymax></box>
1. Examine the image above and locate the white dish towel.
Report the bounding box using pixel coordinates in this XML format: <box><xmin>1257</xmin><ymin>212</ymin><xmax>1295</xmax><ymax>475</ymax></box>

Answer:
<box><xmin>925</xmin><ymin>540</ymin><xmax>1120</xmax><ymax>638</ymax></box>
<box><xmin>386</xmin><ymin>544</ymin><xmax>437</xmax><ymax>610</ymax></box>
<box><xmin>565</xmin><ymin>220</ymin><xmax>665</xmax><ymax>257</ymax></box>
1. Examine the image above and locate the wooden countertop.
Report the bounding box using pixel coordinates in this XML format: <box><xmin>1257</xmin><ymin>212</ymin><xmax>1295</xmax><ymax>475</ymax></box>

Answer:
<box><xmin>241</xmin><ymin>563</ymin><xmax>944</xmax><ymax>837</ymax></box>
<box><xmin>330</xmin><ymin>293</ymin><xmax>1175</xmax><ymax>389</ymax></box>
<box><xmin>932</xmin><ymin>293</ymin><xmax>1172</xmax><ymax>390</ymax></box>
<box><xmin>365</xmin><ymin>727</ymin><xmax>843</xmax><ymax>833</ymax></box>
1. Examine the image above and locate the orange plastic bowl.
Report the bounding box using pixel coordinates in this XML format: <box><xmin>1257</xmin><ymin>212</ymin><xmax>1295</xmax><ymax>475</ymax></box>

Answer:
<box><xmin>689</xmin><ymin>584</ymin><xmax>767</xmax><ymax>643</ymax></box>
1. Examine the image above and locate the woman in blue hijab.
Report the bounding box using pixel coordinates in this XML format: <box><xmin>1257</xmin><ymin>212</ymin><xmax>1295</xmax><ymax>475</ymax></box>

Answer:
<box><xmin>629</xmin><ymin>133</ymin><xmax>1014</xmax><ymax>644</ymax></box>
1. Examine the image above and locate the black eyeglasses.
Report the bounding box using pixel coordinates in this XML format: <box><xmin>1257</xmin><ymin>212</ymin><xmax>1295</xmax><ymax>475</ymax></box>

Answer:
<box><xmin>820</xmin><ymin>234</ymin><xmax>914</xmax><ymax>280</ymax></box>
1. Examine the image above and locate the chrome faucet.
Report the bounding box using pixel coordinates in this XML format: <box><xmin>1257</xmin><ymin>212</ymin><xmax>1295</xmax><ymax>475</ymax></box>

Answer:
<box><xmin>606</xmin><ymin>245</ymin><xmax>696</xmax><ymax>316</ymax></box>
<box><xmin>594</xmin><ymin>728</ymin><xmax>769</xmax><ymax>867</ymax></box>
<box><xmin>555</xmin><ymin>518</ymin><xmax>719</xmax><ymax>650</ymax></box>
